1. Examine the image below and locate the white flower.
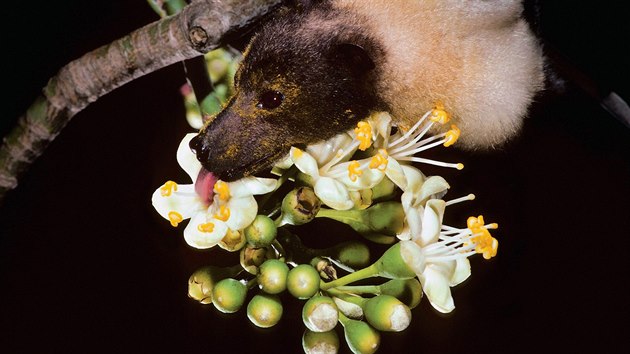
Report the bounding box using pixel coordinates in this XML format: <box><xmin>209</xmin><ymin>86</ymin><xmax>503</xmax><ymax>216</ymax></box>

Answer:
<box><xmin>397</xmin><ymin>165</ymin><xmax>450</xmax><ymax>241</ymax></box>
<box><xmin>398</xmin><ymin>200</ymin><xmax>499</xmax><ymax>313</ymax></box>
<box><xmin>152</xmin><ymin>133</ymin><xmax>277</xmax><ymax>249</ymax></box>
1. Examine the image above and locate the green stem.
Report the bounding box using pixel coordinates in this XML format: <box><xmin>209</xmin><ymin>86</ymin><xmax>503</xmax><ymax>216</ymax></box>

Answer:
<box><xmin>334</xmin><ymin>285</ymin><xmax>381</xmax><ymax>295</ymax></box>
<box><xmin>316</xmin><ymin>208</ymin><xmax>364</xmax><ymax>225</ymax></box>
<box><xmin>320</xmin><ymin>263</ymin><xmax>380</xmax><ymax>290</ymax></box>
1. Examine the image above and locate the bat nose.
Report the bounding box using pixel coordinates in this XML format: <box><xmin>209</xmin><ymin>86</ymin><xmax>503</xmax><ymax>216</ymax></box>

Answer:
<box><xmin>189</xmin><ymin>134</ymin><xmax>209</xmax><ymax>163</ymax></box>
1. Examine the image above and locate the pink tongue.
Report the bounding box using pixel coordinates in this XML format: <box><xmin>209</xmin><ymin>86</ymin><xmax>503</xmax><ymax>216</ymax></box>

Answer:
<box><xmin>195</xmin><ymin>168</ymin><xmax>217</xmax><ymax>205</ymax></box>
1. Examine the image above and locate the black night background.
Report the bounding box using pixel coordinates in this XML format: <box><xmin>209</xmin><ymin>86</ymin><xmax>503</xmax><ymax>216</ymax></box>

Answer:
<box><xmin>1</xmin><ymin>1</ymin><xmax>628</xmax><ymax>353</ymax></box>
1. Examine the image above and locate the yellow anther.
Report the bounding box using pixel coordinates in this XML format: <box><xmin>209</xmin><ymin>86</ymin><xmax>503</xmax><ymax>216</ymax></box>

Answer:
<box><xmin>197</xmin><ymin>222</ymin><xmax>215</xmax><ymax>233</ymax></box>
<box><xmin>168</xmin><ymin>211</ymin><xmax>183</xmax><ymax>227</ymax></box>
<box><xmin>467</xmin><ymin>215</ymin><xmax>499</xmax><ymax>259</ymax></box>
<box><xmin>214</xmin><ymin>181</ymin><xmax>230</xmax><ymax>201</ymax></box>
<box><xmin>369</xmin><ymin>149</ymin><xmax>389</xmax><ymax>172</ymax></box>
<box><xmin>443</xmin><ymin>125</ymin><xmax>461</xmax><ymax>147</ymax></box>
<box><xmin>429</xmin><ymin>102</ymin><xmax>450</xmax><ymax>124</ymax></box>
<box><xmin>160</xmin><ymin>181</ymin><xmax>178</xmax><ymax>197</ymax></box>
<box><xmin>354</xmin><ymin>121</ymin><xmax>373</xmax><ymax>151</ymax></box>
<box><xmin>456</xmin><ymin>163</ymin><xmax>464</xmax><ymax>170</ymax></box>
<box><xmin>214</xmin><ymin>205</ymin><xmax>231</xmax><ymax>221</ymax></box>
<box><xmin>292</xmin><ymin>147</ymin><xmax>304</xmax><ymax>159</ymax></box>
<box><xmin>348</xmin><ymin>161</ymin><xmax>363</xmax><ymax>182</ymax></box>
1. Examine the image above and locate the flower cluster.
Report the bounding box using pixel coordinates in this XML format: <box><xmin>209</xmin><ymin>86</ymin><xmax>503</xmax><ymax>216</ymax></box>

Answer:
<box><xmin>152</xmin><ymin>105</ymin><xmax>499</xmax><ymax>354</ymax></box>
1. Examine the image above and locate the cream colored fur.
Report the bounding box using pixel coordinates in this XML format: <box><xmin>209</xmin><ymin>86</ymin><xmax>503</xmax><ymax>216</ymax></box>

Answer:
<box><xmin>335</xmin><ymin>0</ymin><xmax>545</xmax><ymax>149</ymax></box>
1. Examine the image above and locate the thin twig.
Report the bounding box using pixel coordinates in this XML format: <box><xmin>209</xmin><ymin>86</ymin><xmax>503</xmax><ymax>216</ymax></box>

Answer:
<box><xmin>0</xmin><ymin>0</ymin><xmax>281</xmax><ymax>202</ymax></box>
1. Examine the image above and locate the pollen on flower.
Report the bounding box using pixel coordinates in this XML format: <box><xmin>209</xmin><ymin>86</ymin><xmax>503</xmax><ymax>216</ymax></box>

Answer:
<box><xmin>168</xmin><ymin>211</ymin><xmax>184</xmax><ymax>227</ymax></box>
<box><xmin>348</xmin><ymin>160</ymin><xmax>363</xmax><ymax>182</ymax></box>
<box><xmin>429</xmin><ymin>103</ymin><xmax>450</xmax><ymax>124</ymax></box>
<box><xmin>354</xmin><ymin>121</ymin><xmax>373</xmax><ymax>151</ymax></box>
<box><xmin>369</xmin><ymin>149</ymin><xmax>389</xmax><ymax>171</ymax></box>
<box><xmin>467</xmin><ymin>215</ymin><xmax>499</xmax><ymax>259</ymax></box>
<box><xmin>160</xmin><ymin>181</ymin><xmax>178</xmax><ymax>197</ymax></box>
<box><xmin>214</xmin><ymin>205</ymin><xmax>231</xmax><ymax>221</ymax></box>
<box><xmin>443</xmin><ymin>125</ymin><xmax>461</xmax><ymax>147</ymax></box>
<box><xmin>214</xmin><ymin>181</ymin><xmax>230</xmax><ymax>201</ymax></box>
<box><xmin>292</xmin><ymin>147</ymin><xmax>304</xmax><ymax>159</ymax></box>
<box><xmin>197</xmin><ymin>222</ymin><xmax>215</xmax><ymax>233</ymax></box>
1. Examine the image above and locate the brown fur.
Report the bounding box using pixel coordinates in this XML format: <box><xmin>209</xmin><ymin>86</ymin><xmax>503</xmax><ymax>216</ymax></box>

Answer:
<box><xmin>335</xmin><ymin>0</ymin><xmax>546</xmax><ymax>148</ymax></box>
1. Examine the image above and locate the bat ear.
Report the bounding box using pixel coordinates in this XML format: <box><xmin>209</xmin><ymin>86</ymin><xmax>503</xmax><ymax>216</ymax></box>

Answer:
<box><xmin>334</xmin><ymin>43</ymin><xmax>376</xmax><ymax>76</ymax></box>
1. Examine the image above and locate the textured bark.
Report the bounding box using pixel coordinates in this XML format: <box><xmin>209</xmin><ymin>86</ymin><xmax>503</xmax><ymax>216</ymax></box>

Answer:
<box><xmin>0</xmin><ymin>0</ymin><xmax>281</xmax><ymax>201</ymax></box>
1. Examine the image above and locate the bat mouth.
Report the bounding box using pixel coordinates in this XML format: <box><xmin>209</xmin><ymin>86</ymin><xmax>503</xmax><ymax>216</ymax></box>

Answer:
<box><xmin>217</xmin><ymin>148</ymin><xmax>288</xmax><ymax>181</ymax></box>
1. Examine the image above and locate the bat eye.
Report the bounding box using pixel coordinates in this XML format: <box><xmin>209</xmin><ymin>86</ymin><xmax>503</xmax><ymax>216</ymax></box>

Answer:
<box><xmin>257</xmin><ymin>90</ymin><xmax>284</xmax><ymax>110</ymax></box>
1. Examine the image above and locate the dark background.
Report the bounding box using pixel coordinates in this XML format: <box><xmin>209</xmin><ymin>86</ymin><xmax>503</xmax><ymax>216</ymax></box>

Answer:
<box><xmin>1</xmin><ymin>1</ymin><xmax>629</xmax><ymax>353</ymax></box>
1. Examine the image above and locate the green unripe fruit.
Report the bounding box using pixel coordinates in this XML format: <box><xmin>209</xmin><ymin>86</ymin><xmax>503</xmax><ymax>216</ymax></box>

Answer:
<box><xmin>187</xmin><ymin>265</ymin><xmax>241</xmax><ymax>304</ymax></box>
<box><xmin>287</xmin><ymin>264</ymin><xmax>321</xmax><ymax>299</ymax></box>
<box><xmin>247</xmin><ymin>294</ymin><xmax>283</xmax><ymax>328</ymax></box>
<box><xmin>302</xmin><ymin>296</ymin><xmax>339</xmax><ymax>332</ymax></box>
<box><xmin>244</xmin><ymin>215</ymin><xmax>277</xmax><ymax>247</ymax></box>
<box><xmin>363</xmin><ymin>295</ymin><xmax>411</xmax><ymax>332</ymax></box>
<box><xmin>302</xmin><ymin>329</ymin><xmax>340</xmax><ymax>354</ymax></box>
<box><xmin>257</xmin><ymin>259</ymin><xmax>289</xmax><ymax>294</ymax></box>
<box><xmin>340</xmin><ymin>317</ymin><xmax>380</xmax><ymax>354</ymax></box>
<box><xmin>379</xmin><ymin>279</ymin><xmax>423</xmax><ymax>309</ymax></box>
<box><xmin>211</xmin><ymin>278</ymin><xmax>247</xmax><ymax>313</ymax></box>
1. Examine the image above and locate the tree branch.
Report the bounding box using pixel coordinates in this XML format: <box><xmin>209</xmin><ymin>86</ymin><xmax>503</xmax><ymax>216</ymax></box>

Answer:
<box><xmin>0</xmin><ymin>0</ymin><xmax>281</xmax><ymax>201</ymax></box>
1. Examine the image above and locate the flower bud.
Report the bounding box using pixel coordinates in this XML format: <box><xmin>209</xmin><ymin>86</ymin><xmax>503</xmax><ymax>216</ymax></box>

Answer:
<box><xmin>247</xmin><ymin>294</ymin><xmax>283</xmax><ymax>328</ymax></box>
<box><xmin>187</xmin><ymin>265</ymin><xmax>242</xmax><ymax>304</ymax></box>
<box><xmin>378</xmin><ymin>279</ymin><xmax>423</xmax><ymax>309</ymax></box>
<box><xmin>287</xmin><ymin>264</ymin><xmax>321</xmax><ymax>299</ymax></box>
<box><xmin>302</xmin><ymin>296</ymin><xmax>339</xmax><ymax>332</ymax></box>
<box><xmin>212</xmin><ymin>278</ymin><xmax>247</xmax><ymax>313</ymax></box>
<box><xmin>279</xmin><ymin>187</ymin><xmax>322</xmax><ymax>226</ymax></box>
<box><xmin>302</xmin><ymin>329</ymin><xmax>340</xmax><ymax>354</ymax></box>
<box><xmin>363</xmin><ymin>295</ymin><xmax>411</xmax><ymax>332</ymax></box>
<box><xmin>244</xmin><ymin>215</ymin><xmax>277</xmax><ymax>248</ymax></box>
<box><xmin>339</xmin><ymin>316</ymin><xmax>380</xmax><ymax>354</ymax></box>
<box><xmin>370</xmin><ymin>177</ymin><xmax>397</xmax><ymax>202</ymax></box>
<box><xmin>324</xmin><ymin>241</ymin><xmax>370</xmax><ymax>270</ymax></box>
<box><xmin>257</xmin><ymin>259</ymin><xmax>289</xmax><ymax>294</ymax></box>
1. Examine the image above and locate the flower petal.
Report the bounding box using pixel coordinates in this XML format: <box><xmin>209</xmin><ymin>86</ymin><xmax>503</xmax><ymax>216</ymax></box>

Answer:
<box><xmin>399</xmin><ymin>240</ymin><xmax>425</xmax><ymax>275</ymax></box>
<box><xmin>416</xmin><ymin>176</ymin><xmax>450</xmax><ymax>206</ymax></box>
<box><xmin>176</xmin><ymin>133</ymin><xmax>202</xmax><ymax>182</ymax></box>
<box><xmin>225</xmin><ymin>195</ymin><xmax>258</xmax><ymax>230</ymax></box>
<box><xmin>400</xmin><ymin>165</ymin><xmax>425</xmax><ymax>194</ymax></box>
<box><xmin>151</xmin><ymin>183</ymin><xmax>204</xmax><ymax>220</ymax></box>
<box><xmin>291</xmin><ymin>147</ymin><xmax>320</xmax><ymax>178</ymax></box>
<box><xmin>371</xmin><ymin>112</ymin><xmax>392</xmax><ymax>141</ymax></box>
<box><xmin>330</xmin><ymin>159</ymin><xmax>384</xmax><ymax>191</ymax></box>
<box><xmin>314</xmin><ymin>177</ymin><xmax>354</xmax><ymax>210</ymax></box>
<box><xmin>385</xmin><ymin>158</ymin><xmax>407</xmax><ymax>190</ymax></box>
<box><xmin>420</xmin><ymin>263</ymin><xmax>455</xmax><ymax>313</ymax></box>
<box><xmin>183</xmin><ymin>212</ymin><xmax>227</xmax><ymax>249</ymax></box>
<box><xmin>417</xmin><ymin>199</ymin><xmax>446</xmax><ymax>246</ymax></box>
<box><xmin>450</xmin><ymin>258</ymin><xmax>471</xmax><ymax>286</ymax></box>
<box><xmin>307</xmin><ymin>132</ymin><xmax>355</xmax><ymax>166</ymax></box>
<box><xmin>229</xmin><ymin>176</ymin><xmax>278</xmax><ymax>198</ymax></box>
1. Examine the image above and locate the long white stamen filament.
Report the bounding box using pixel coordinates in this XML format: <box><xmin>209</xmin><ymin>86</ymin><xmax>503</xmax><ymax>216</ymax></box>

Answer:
<box><xmin>445</xmin><ymin>194</ymin><xmax>476</xmax><ymax>206</ymax></box>
<box><xmin>389</xmin><ymin>121</ymin><xmax>434</xmax><ymax>155</ymax></box>
<box><xmin>391</xmin><ymin>138</ymin><xmax>445</xmax><ymax>157</ymax></box>
<box><xmin>389</xmin><ymin>110</ymin><xmax>432</xmax><ymax>148</ymax></box>
<box><xmin>319</xmin><ymin>140</ymin><xmax>360</xmax><ymax>173</ymax></box>
<box><xmin>396</xmin><ymin>156</ymin><xmax>463</xmax><ymax>170</ymax></box>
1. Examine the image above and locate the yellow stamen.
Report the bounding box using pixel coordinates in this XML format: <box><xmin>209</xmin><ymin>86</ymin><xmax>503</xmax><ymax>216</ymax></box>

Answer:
<box><xmin>168</xmin><ymin>211</ymin><xmax>183</xmax><ymax>227</ymax></box>
<box><xmin>214</xmin><ymin>181</ymin><xmax>230</xmax><ymax>201</ymax></box>
<box><xmin>443</xmin><ymin>125</ymin><xmax>460</xmax><ymax>147</ymax></box>
<box><xmin>197</xmin><ymin>222</ymin><xmax>215</xmax><ymax>233</ymax></box>
<box><xmin>354</xmin><ymin>121</ymin><xmax>373</xmax><ymax>151</ymax></box>
<box><xmin>369</xmin><ymin>149</ymin><xmax>389</xmax><ymax>171</ymax></box>
<box><xmin>347</xmin><ymin>161</ymin><xmax>363</xmax><ymax>182</ymax></box>
<box><xmin>292</xmin><ymin>147</ymin><xmax>304</xmax><ymax>159</ymax></box>
<box><xmin>430</xmin><ymin>102</ymin><xmax>450</xmax><ymax>124</ymax></box>
<box><xmin>160</xmin><ymin>181</ymin><xmax>178</xmax><ymax>197</ymax></box>
<box><xmin>214</xmin><ymin>205</ymin><xmax>231</xmax><ymax>221</ymax></box>
<box><xmin>467</xmin><ymin>215</ymin><xmax>499</xmax><ymax>259</ymax></box>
